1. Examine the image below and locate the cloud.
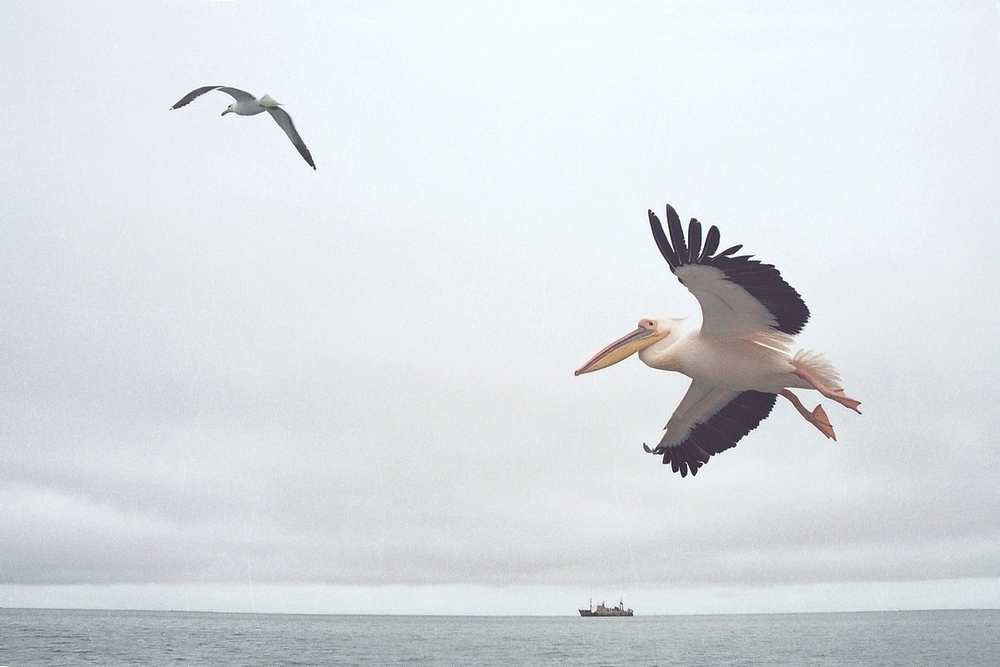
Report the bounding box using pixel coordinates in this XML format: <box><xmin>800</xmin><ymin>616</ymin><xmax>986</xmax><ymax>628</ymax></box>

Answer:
<box><xmin>1</xmin><ymin>2</ymin><xmax>999</xmax><ymax>613</ymax></box>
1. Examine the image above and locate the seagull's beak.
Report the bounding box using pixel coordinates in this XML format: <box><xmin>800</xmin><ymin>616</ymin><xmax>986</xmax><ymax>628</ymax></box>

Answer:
<box><xmin>574</xmin><ymin>324</ymin><xmax>668</xmax><ymax>376</ymax></box>
<box><xmin>221</xmin><ymin>109</ymin><xmax>231</xmax><ymax>116</ymax></box>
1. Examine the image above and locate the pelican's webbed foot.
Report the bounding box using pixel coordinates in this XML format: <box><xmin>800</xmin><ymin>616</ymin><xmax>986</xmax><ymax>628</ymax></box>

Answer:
<box><xmin>780</xmin><ymin>389</ymin><xmax>837</xmax><ymax>441</ymax></box>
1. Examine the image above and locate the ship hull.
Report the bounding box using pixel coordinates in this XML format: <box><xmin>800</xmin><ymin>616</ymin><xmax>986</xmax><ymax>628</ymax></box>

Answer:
<box><xmin>579</xmin><ymin>602</ymin><xmax>633</xmax><ymax>617</ymax></box>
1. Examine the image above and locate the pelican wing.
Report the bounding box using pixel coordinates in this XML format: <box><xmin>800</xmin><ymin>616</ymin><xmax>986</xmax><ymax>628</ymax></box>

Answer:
<box><xmin>648</xmin><ymin>206</ymin><xmax>810</xmax><ymax>337</ymax></box>
<box><xmin>171</xmin><ymin>86</ymin><xmax>256</xmax><ymax>110</ymax></box>
<box><xmin>266</xmin><ymin>107</ymin><xmax>316</xmax><ymax>170</ymax></box>
<box><xmin>644</xmin><ymin>382</ymin><xmax>777</xmax><ymax>477</ymax></box>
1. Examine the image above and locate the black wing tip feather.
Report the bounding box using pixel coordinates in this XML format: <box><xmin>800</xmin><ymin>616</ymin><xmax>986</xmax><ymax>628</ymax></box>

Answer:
<box><xmin>718</xmin><ymin>244</ymin><xmax>742</xmax><ymax>257</ymax></box>
<box><xmin>648</xmin><ymin>209</ymin><xmax>679</xmax><ymax>270</ymax></box>
<box><xmin>686</xmin><ymin>218</ymin><xmax>702</xmax><ymax>264</ymax></box>
<box><xmin>653</xmin><ymin>204</ymin><xmax>713</xmax><ymax>271</ymax></box>
<box><xmin>700</xmin><ymin>225</ymin><xmax>720</xmax><ymax>261</ymax></box>
<box><xmin>646</xmin><ymin>390</ymin><xmax>778</xmax><ymax>478</ymax></box>
<box><xmin>170</xmin><ymin>85</ymin><xmax>222</xmax><ymax>110</ymax></box>
<box><xmin>288</xmin><ymin>141</ymin><xmax>317</xmax><ymax>170</ymax></box>
<box><xmin>665</xmin><ymin>206</ymin><xmax>688</xmax><ymax>266</ymax></box>
<box><xmin>653</xmin><ymin>204</ymin><xmax>724</xmax><ymax>267</ymax></box>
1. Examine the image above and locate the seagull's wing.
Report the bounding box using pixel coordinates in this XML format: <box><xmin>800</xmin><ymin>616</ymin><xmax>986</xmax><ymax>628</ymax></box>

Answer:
<box><xmin>217</xmin><ymin>87</ymin><xmax>257</xmax><ymax>103</ymax></box>
<box><xmin>648</xmin><ymin>206</ymin><xmax>810</xmax><ymax>337</ymax></box>
<box><xmin>171</xmin><ymin>86</ymin><xmax>223</xmax><ymax>110</ymax></box>
<box><xmin>171</xmin><ymin>86</ymin><xmax>256</xmax><ymax>110</ymax></box>
<box><xmin>643</xmin><ymin>381</ymin><xmax>777</xmax><ymax>477</ymax></box>
<box><xmin>266</xmin><ymin>107</ymin><xmax>316</xmax><ymax>170</ymax></box>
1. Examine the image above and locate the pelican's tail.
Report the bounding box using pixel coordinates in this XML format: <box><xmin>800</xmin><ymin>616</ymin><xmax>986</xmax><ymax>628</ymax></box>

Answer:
<box><xmin>258</xmin><ymin>94</ymin><xmax>281</xmax><ymax>108</ymax></box>
<box><xmin>793</xmin><ymin>349</ymin><xmax>842</xmax><ymax>390</ymax></box>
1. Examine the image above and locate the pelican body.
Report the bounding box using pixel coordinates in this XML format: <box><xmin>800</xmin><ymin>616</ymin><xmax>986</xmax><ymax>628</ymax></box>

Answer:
<box><xmin>171</xmin><ymin>86</ymin><xmax>316</xmax><ymax>169</ymax></box>
<box><xmin>576</xmin><ymin>205</ymin><xmax>860</xmax><ymax>477</ymax></box>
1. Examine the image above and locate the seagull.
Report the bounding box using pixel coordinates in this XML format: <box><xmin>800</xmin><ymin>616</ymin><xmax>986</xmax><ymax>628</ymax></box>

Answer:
<box><xmin>171</xmin><ymin>86</ymin><xmax>316</xmax><ymax>169</ymax></box>
<box><xmin>575</xmin><ymin>204</ymin><xmax>861</xmax><ymax>477</ymax></box>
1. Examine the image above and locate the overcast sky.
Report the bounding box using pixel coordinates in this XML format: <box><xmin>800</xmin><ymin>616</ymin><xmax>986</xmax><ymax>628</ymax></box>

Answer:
<box><xmin>1</xmin><ymin>1</ymin><xmax>999</xmax><ymax>615</ymax></box>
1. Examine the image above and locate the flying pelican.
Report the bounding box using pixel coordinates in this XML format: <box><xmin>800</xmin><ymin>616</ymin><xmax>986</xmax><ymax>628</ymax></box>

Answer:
<box><xmin>171</xmin><ymin>86</ymin><xmax>316</xmax><ymax>169</ymax></box>
<box><xmin>575</xmin><ymin>204</ymin><xmax>860</xmax><ymax>477</ymax></box>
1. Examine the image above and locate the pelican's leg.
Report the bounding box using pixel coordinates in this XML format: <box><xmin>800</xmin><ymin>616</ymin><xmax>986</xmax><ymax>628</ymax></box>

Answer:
<box><xmin>790</xmin><ymin>365</ymin><xmax>862</xmax><ymax>413</ymax></box>
<box><xmin>780</xmin><ymin>389</ymin><xmax>836</xmax><ymax>440</ymax></box>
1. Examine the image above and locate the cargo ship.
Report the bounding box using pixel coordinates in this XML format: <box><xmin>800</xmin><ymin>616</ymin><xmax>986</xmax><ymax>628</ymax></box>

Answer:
<box><xmin>578</xmin><ymin>599</ymin><xmax>633</xmax><ymax>617</ymax></box>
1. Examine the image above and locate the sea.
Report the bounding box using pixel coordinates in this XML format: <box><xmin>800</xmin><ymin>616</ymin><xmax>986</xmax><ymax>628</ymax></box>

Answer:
<box><xmin>1</xmin><ymin>608</ymin><xmax>997</xmax><ymax>666</ymax></box>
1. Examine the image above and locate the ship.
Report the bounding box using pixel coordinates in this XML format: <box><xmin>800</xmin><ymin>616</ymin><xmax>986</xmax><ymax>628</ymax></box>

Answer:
<box><xmin>578</xmin><ymin>598</ymin><xmax>633</xmax><ymax>617</ymax></box>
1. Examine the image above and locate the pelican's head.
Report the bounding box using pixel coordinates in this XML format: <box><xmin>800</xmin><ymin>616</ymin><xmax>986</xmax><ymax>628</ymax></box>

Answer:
<box><xmin>575</xmin><ymin>318</ymin><xmax>683</xmax><ymax>376</ymax></box>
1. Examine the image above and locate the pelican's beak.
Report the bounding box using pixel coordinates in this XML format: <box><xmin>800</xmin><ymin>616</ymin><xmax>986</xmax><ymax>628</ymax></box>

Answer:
<box><xmin>574</xmin><ymin>323</ymin><xmax>668</xmax><ymax>376</ymax></box>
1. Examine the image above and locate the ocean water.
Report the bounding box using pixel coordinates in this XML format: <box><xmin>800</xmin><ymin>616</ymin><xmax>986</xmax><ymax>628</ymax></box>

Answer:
<box><xmin>1</xmin><ymin>608</ymin><xmax>997</xmax><ymax>666</ymax></box>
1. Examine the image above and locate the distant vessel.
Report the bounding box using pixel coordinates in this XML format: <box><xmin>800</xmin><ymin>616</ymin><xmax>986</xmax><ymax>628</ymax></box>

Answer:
<box><xmin>579</xmin><ymin>599</ymin><xmax>633</xmax><ymax>617</ymax></box>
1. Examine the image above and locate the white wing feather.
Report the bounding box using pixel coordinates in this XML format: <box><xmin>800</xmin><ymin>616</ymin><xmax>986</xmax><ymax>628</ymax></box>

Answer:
<box><xmin>658</xmin><ymin>380</ymin><xmax>739</xmax><ymax>449</ymax></box>
<box><xmin>675</xmin><ymin>264</ymin><xmax>778</xmax><ymax>338</ymax></box>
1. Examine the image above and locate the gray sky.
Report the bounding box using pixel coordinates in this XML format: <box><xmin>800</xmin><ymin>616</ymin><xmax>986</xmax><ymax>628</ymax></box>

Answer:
<box><xmin>2</xmin><ymin>1</ymin><xmax>999</xmax><ymax>615</ymax></box>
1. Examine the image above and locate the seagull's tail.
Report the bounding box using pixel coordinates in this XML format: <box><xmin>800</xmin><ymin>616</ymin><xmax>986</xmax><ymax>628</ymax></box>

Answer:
<box><xmin>258</xmin><ymin>94</ymin><xmax>281</xmax><ymax>108</ymax></box>
<box><xmin>793</xmin><ymin>349</ymin><xmax>842</xmax><ymax>390</ymax></box>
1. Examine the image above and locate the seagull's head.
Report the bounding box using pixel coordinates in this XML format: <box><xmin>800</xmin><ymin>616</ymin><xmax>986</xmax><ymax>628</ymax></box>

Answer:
<box><xmin>221</xmin><ymin>103</ymin><xmax>236</xmax><ymax>116</ymax></box>
<box><xmin>575</xmin><ymin>318</ymin><xmax>684</xmax><ymax>376</ymax></box>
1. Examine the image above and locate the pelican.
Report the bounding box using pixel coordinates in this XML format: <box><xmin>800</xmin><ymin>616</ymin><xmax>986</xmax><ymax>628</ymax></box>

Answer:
<box><xmin>575</xmin><ymin>204</ymin><xmax>860</xmax><ymax>477</ymax></box>
<box><xmin>171</xmin><ymin>86</ymin><xmax>316</xmax><ymax>169</ymax></box>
